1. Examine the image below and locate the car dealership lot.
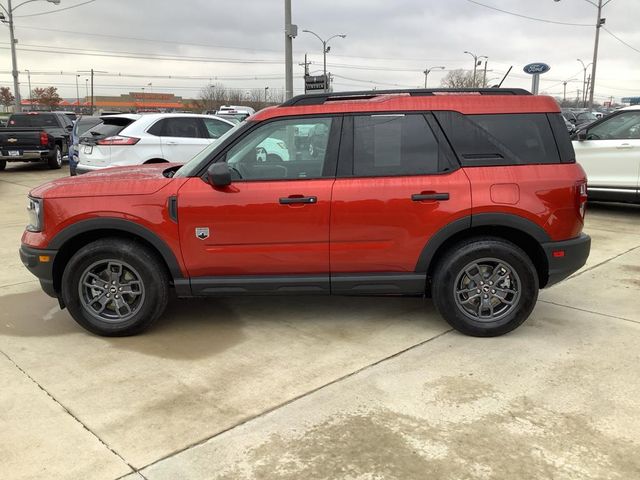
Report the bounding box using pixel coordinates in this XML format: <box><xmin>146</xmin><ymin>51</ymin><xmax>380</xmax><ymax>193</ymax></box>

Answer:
<box><xmin>1</xmin><ymin>164</ymin><xmax>639</xmax><ymax>479</ymax></box>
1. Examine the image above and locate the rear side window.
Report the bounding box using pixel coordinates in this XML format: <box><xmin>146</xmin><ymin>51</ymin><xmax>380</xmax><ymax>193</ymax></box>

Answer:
<box><xmin>162</xmin><ymin>117</ymin><xmax>205</xmax><ymax>138</ymax></box>
<box><xmin>353</xmin><ymin>114</ymin><xmax>441</xmax><ymax>176</ymax></box>
<box><xmin>8</xmin><ymin>114</ymin><xmax>59</xmax><ymax>128</ymax></box>
<box><xmin>434</xmin><ymin>112</ymin><xmax>563</xmax><ymax>165</ymax></box>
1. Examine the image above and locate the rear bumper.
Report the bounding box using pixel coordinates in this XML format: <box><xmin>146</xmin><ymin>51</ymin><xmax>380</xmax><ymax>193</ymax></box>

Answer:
<box><xmin>0</xmin><ymin>150</ymin><xmax>49</xmax><ymax>161</ymax></box>
<box><xmin>542</xmin><ymin>233</ymin><xmax>591</xmax><ymax>287</ymax></box>
<box><xmin>19</xmin><ymin>244</ymin><xmax>58</xmax><ymax>298</ymax></box>
<box><xmin>76</xmin><ymin>164</ymin><xmax>110</xmax><ymax>175</ymax></box>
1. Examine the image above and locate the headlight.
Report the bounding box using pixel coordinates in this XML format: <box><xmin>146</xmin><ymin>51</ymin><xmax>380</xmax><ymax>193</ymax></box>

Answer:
<box><xmin>26</xmin><ymin>197</ymin><xmax>44</xmax><ymax>232</ymax></box>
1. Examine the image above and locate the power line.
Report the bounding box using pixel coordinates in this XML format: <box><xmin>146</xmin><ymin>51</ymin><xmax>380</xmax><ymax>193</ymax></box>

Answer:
<box><xmin>14</xmin><ymin>0</ymin><xmax>96</xmax><ymax>17</ymax></box>
<box><xmin>465</xmin><ymin>0</ymin><xmax>592</xmax><ymax>26</ymax></box>
<box><xmin>603</xmin><ymin>27</ymin><xmax>640</xmax><ymax>55</ymax></box>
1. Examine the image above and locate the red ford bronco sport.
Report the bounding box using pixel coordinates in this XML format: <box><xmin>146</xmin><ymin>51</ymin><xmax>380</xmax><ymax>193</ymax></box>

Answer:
<box><xmin>20</xmin><ymin>88</ymin><xmax>590</xmax><ymax>337</ymax></box>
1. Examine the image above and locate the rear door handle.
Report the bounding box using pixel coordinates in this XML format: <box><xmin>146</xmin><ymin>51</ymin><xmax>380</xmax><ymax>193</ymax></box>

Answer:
<box><xmin>616</xmin><ymin>143</ymin><xmax>633</xmax><ymax>149</ymax></box>
<box><xmin>279</xmin><ymin>195</ymin><xmax>317</xmax><ymax>205</ymax></box>
<box><xmin>411</xmin><ymin>192</ymin><xmax>449</xmax><ymax>201</ymax></box>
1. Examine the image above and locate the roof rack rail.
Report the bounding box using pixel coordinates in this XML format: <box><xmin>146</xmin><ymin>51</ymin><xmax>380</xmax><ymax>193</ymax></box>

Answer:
<box><xmin>281</xmin><ymin>88</ymin><xmax>532</xmax><ymax>107</ymax></box>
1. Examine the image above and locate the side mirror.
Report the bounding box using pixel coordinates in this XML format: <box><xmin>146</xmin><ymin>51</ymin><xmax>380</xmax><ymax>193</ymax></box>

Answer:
<box><xmin>569</xmin><ymin>118</ymin><xmax>577</xmax><ymax>124</ymax></box>
<box><xmin>577</xmin><ymin>131</ymin><xmax>588</xmax><ymax>141</ymax></box>
<box><xmin>206</xmin><ymin>162</ymin><xmax>231</xmax><ymax>187</ymax></box>
<box><xmin>66</xmin><ymin>124</ymin><xmax>73</xmax><ymax>130</ymax></box>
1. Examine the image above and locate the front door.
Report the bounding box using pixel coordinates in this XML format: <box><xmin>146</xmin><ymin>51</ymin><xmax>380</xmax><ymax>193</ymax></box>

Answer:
<box><xmin>177</xmin><ymin>116</ymin><xmax>341</xmax><ymax>293</ymax></box>
<box><xmin>574</xmin><ymin>110</ymin><xmax>640</xmax><ymax>200</ymax></box>
<box><xmin>330</xmin><ymin>114</ymin><xmax>472</xmax><ymax>293</ymax></box>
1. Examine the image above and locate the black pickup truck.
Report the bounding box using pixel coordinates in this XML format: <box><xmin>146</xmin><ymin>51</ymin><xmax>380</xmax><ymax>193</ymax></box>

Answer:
<box><xmin>0</xmin><ymin>112</ymin><xmax>73</xmax><ymax>170</ymax></box>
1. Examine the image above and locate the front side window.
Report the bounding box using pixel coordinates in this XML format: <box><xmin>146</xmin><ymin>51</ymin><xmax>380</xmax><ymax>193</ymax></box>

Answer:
<box><xmin>353</xmin><ymin>114</ymin><xmax>440</xmax><ymax>176</ymax></box>
<box><xmin>587</xmin><ymin>111</ymin><xmax>640</xmax><ymax>140</ymax></box>
<box><xmin>225</xmin><ymin>117</ymin><xmax>333</xmax><ymax>181</ymax></box>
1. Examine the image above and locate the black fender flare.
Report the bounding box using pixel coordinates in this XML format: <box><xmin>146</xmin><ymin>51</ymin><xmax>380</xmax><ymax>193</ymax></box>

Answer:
<box><xmin>49</xmin><ymin>218</ymin><xmax>184</xmax><ymax>280</ymax></box>
<box><xmin>414</xmin><ymin>213</ymin><xmax>551</xmax><ymax>273</ymax></box>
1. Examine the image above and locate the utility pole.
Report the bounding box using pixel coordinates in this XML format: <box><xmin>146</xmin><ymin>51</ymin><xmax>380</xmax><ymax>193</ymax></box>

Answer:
<box><xmin>577</xmin><ymin>59</ymin><xmax>591</xmax><ymax>107</ymax></box>
<box><xmin>25</xmin><ymin>69</ymin><xmax>32</xmax><ymax>111</ymax></box>
<box><xmin>264</xmin><ymin>86</ymin><xmax>269</xmax><ymax>102</ymax></box>
<box><xmin>7</xmin><ymin>0</ymin><xmax>20</xmax><ymax>111</ymax></box>
<box><xmin>284</xmin><ymin>0</ymin><xmax>296</xmax><ymax>100</ymax></box>
<box><xmin>79</xmin><ymin>69</ymin><xmax>106</xmax><ymax>115</ymax></box>
<box><xmin>75</xmin><ymin>74</ymin><xmax>80</xmax><ymax>112</ymax></box>
<box><xmin>563</xmin><ymin>81</ymin><xmax>567</xmax><ymax>102</ymax></box>
<box><xmin>299</xmin><ymin>53</ymin><xmax>310</xmax><ymax>76</ymax></box>
<box><xmin>482</xmin><ymin>59</ymin><xmax>488</xmax><ymax>87</ymax></box>
<box><xmin>423</xmin><ymin>66</ymin><xmax>445</xmax><ymax>88</ymax></box>
<box><xmin>91</xmin><ymin>68</ymin><xmax>94</xmax><ymax>114</ymax></box>
<box><xmin>588</xmin><ymin>0</ymin><xmax>604</xmax><ymax>109</ymax></box>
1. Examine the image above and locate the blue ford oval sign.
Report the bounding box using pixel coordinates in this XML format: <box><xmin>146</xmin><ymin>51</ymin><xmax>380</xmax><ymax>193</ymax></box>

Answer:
<box><xmin>523</xmin><ymin>63</ymin><xmax>550</xmax><ymax>75</ymax></box>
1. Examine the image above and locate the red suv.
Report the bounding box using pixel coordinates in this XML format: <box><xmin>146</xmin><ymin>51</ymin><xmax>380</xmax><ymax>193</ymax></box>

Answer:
<box><xmin>20</xmin><ymin>89</ymin><xmax>590</xmax><ymax>337</ymax></box>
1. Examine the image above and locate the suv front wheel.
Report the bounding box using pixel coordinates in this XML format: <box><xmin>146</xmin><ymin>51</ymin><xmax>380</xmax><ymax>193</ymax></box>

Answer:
<box><xmin>61</xmin><ymin>238</ymin><xmax>169</xmax><ymax>336</ymax></box>
<box><xmin>432</xmin><ymin>237</ymin><xmax>538</xmax><ymax>337</ymax></box>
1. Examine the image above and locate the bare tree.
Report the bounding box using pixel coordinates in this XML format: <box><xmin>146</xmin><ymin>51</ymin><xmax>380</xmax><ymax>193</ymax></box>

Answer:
<box><xmin>440</xmin><ymin>69</ymin><xmax>480</xmax><ymax>88</ymax></box>
<box><xmin>198</xmin><ymin>83</ymin><xmax>227</xmax><ymax>112</ymax></box>
<box><xmin>0</xmin><ymin>87</ymin><xmax>15</xmax><ymax>112</ymax></box>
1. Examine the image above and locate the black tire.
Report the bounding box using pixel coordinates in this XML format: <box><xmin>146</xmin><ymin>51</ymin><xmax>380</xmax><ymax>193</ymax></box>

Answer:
<box><xmin>61</xmin><ymin>238</ymin><xmax>169</xmax><ymax>336</ymax></box>
<box><xmin>431</xmin><ymin>237</ymin><xmax>538</xmax><ymax>337</ymax></box>
<box><xmin>0</xmin><ymin>159</ymin><xmax>6</xmax><ymax>171</ymax></box>
<box><xmin>47</xmin><ymin>145</ymin><xmax>62</xmax><ymax>169</ymax></box>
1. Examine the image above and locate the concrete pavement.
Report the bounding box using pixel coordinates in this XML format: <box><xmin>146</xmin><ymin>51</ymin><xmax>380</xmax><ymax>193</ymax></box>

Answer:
<box><xmin>1</xmin><ymin>162</ymin><xmax>638</xmax><ymax>479</ymax></box>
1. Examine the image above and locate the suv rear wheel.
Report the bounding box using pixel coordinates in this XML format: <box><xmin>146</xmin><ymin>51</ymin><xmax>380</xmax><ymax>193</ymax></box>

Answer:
<box><xmin>61</xmin><ymin>238</ymin><xmax>169</xmax><ymax>336</ymax></box>
<box><xmin>0</xmin><ymin>159</ymin><xmax>6</xmax><ymax>171</ymax></box>
<box><xmin>432</xmin><ymin>237</ymin><xmax>538</xmax><ymax>337</ymax></box>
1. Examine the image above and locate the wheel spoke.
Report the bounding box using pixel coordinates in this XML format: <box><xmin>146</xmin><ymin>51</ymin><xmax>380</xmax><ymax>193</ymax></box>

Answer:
<box><xmin>120</xmin><ymin>280</ymin><xmax>142</xmax><ymax>296</ymax></box>
<box><xmin>89</xmin><ymin>293</ymin><xmax>110</xmax><ymax>314</ymax></box>
<box><xmin>108</xmin><ymin>262</ymin><xmax>123</xmax><ymax>283</ymax></box>
<box><xmin>114</xmin><ymin>298</ymin><xmax>132</xmax><ymax>318</ymax></box>
<box><xmin>464</xmin><ymin>264</ymin><xmax>483</xmax><ymax>285</ymax></box>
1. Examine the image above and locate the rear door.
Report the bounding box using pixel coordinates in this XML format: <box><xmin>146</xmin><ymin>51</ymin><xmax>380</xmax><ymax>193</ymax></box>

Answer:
<box><xmin>574</xmin><ymin>110</ymin><xmax>640</xmax><ymax>200</ymax></box>
<box><xmin>330</xmin><ymin>113</ymin><xmax>471</xmax><ymax>294</ymax></box>
<box><xmin>158</xmin><ymin>117</ymin><xmax>212</xmax><ymax>163</ymax></box>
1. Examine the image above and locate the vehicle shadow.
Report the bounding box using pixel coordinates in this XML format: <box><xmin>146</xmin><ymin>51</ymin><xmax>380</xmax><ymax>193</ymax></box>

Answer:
<box><xmin>0</xmin><ymin>291</ymin><xmax>436</xmax><ymax>360</ymax></box>
<box><xmin>587</xmin><ymin>201</ymin><xmax>640</xmax><ymax>215</ymax></box>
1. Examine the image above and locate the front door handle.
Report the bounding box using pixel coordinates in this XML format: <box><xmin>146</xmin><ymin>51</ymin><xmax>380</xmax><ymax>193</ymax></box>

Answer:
<box><xmin>279</xmin><ymin>195</ymin><xmax>317</xmax><ymax>205</ymax></box>
<box><xmin>616</xmin><ymin>143</ymin><xmax>633</xmax><ymax>149</ymax></box>
<box><xmin>411</xmin><ymin>192</ymin><xmax>449</xmax><ymax>201</ymax></box>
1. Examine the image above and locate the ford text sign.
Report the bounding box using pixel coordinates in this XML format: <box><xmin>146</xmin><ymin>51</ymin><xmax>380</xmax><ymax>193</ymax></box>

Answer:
<box><xmin>523</xmin><ymin>63</ymin><xmax>550</xmax><ymax>75</ymax></box>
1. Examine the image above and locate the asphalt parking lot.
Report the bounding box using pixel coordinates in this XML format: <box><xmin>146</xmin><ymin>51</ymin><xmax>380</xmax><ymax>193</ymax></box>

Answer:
<box><xmin>1</xmin><ymin>162</ymin><xmax>639</xmax><ymax>480</ymax></box>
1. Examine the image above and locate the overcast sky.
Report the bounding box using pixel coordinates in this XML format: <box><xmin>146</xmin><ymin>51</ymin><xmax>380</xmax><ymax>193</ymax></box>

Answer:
<box><xmin>2</xmin><ymin>0</ymin><xmax>639</xmax><ymax>102</ymax></box>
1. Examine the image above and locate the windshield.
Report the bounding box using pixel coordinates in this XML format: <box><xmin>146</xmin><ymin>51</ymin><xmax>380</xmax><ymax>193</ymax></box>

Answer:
<box><xmin>174</xmin><ymin>120</ymin><xmax>246</xmax><ymax>178</ymax></box>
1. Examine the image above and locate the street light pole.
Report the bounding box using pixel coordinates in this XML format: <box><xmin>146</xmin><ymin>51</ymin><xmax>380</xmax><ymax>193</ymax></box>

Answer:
<box><xmin>577</xmin><ymin>59</ymin><xmax>591</xmax><ymax>107</ymax></box>
<box><xmin>423</xmin><ymin>66</ymin><xmax>445</xmax><ymax>88</ymax></box>
<box><xmin>1</xmin><ymin>0</ymin><xmax>61</xmax><ymax>112</ymax></box>
<box><xmin>464</xmin><ymin>51</ymin><xmax>487</xmax><ymax>87</ymax></box>
<box><xmin>303</xmin><ymin>30</ymin><xmax>346</xmax><ymax>93</ymax></box>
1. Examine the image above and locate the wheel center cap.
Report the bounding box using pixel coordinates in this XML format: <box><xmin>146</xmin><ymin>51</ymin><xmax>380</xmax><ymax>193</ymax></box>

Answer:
<box><xmin>110</xmin><ymin>287</ymin><xmax>117</xmax><ymax>293</ymax></box>
<box><xmin>483</xmin><ymin>286</ymin><xmax>490</xmax><ymax>292</ymax></box>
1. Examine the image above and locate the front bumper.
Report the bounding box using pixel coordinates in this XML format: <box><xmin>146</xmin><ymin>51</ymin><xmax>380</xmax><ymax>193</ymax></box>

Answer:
<box><xmin>542</xmin><ymin>233</ymin><xmax>591</xmax><ymax>287</ymax></box>
<box><xmin>19</xmin><ymin>244</ymin><xmax>58</xmax><ymax>298</ymax></box>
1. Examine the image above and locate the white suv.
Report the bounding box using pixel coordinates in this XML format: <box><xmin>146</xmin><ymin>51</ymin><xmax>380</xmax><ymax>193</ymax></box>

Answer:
<box><xmin>76</xmin><ymin>113</ymin><xmax>235</xmax><ymax>174</ymax></box>
<box><xmin>574</xmin><ymin>105</ymin><xmax>640</xmax><ymax>203</ymax></box>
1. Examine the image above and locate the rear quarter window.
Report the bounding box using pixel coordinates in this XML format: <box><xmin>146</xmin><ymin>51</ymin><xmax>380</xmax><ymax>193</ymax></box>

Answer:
<box><xmin>434</xmin><ymin>112</ymin><xmax>566</xmax><ymax>165</ymax></box>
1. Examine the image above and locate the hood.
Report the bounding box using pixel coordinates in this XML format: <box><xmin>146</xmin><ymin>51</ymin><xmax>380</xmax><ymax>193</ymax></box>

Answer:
<box><xmin>30</xmin><ymin>164</ymin><xmax>178</xmax><ymax>199</ymax></box>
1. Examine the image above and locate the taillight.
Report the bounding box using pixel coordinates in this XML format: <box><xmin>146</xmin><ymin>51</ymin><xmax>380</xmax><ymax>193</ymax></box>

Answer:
<box><xmin>39</xmin><ymin>131</ymin><xmax>48</xmax><ymax>146</ymax></box>
<box><xmin>96</xmin><ymin>135</ymin><xmax>140</xmax><ymax>146</ymax></box>
<box><xmin>578</xmin><ymin>182</ymin><xmax>588</xmax><ymax>219</ymax></box>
